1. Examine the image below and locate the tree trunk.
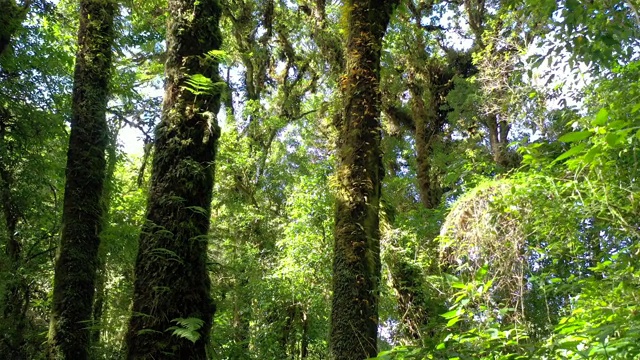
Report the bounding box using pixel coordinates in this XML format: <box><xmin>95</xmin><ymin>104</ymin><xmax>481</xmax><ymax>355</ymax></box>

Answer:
<box><xmin>411</xmin><ymin>57</ymin><xmax>460</xmax><ymax>209</ymax></box>
<box><xmin>391</xmin><ymin>58</ymin><xmax>459</xmax><ymax>343</ymax></box>
<box><xmin>330</xmin><ymin>1</ymin><xmax>396</xmax><ymax>359</ymax></box>
<box><xmin>91</xmin><ymin>129</ymin><xmax>119</xmax><ymax>347</ymax></box>
<box><xmin>300</xmin><ymin>310</ymin><xmax>309</xmax><ymax>359</ymax></box>
<box><xmin>388</xmin><ymin>257</ymin><xmax>429</xmax><ymax>340</ymax></box>
<box><xmin>124</xmin><ymin>0</ymin><xmax>222</xmax><ymax>358</ymax></box>
<box><xmin>0</xmin><ymin>115</ymin><xmax>27</xmax><ymax>359</ymax></box>
<box><xmin>411</xmin><ymin>78</ymin><xmax>442</xmax><ymax>210</ymax></box>
<box><xmin>48</xmin><ymin>1</ymin><xmax>115</xmax><ymax>359</ymax></box>
<box><xmin>0</xmin><ymin>0</ymin><xmax>28</xmax><ymax>58</ymax></box>
<box><xmin>486</xmin><ymin>113</ymin><xmax>511</xmax><ymax>168</ymax></box>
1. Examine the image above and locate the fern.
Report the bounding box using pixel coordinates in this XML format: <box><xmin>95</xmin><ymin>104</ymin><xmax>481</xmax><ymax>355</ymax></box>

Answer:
<box><xmin>181</xmin><ymin>74</ymin><xmax>225</xmax><ymax>95</ymax></box>
<box><xmin>166</xmin><ymin>317</ymin><xmax>205</xmax><ymax>344</ymax></box>
<box><xmin>206</xmin><ymin>49</ymin><xmax>229</xmax><ymax>63</ymax></box>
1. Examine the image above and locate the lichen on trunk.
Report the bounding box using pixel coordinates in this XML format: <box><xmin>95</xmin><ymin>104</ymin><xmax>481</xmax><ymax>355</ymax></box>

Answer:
<box><xmin>48</xmin><ymin>1</ymin><xmax>115</xmax><ymax>359</ymax></box>
<box><xmin>330</xmin><ymin>1</ymin><xmax>397</xmax><ymax>359</ymax></box>
<box><xmin>124</xmin><ymin>0</ymin><xmax>222</xmax><ymax>358</ymax></box>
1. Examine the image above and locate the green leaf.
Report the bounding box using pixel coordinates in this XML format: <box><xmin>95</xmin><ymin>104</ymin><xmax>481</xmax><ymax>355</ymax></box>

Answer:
<box><xmin>608</xmin><ymin>120</ymin><xmax>628</xmax><ymax>130</ymax></box>
<box><xmin>593</xmin><ymin>108</ymin><xmax>608</xmax><ymax>126</ymax></box>
<box><xmin>446</xmin><ymin>316</ymin><xmax>460</xmax><ymax>327</ymax></box>
<box><xmin>441</xmin><ymin>310</ymin><xmax>459</xmax><ymax>319</ymax></box>
<box><xmin>558</xmin><ymin>131</ymin><xmax>592</xmax><ymax>143</ymax></box>
<box><xmin>182</xmin><ymin>74</ymin><xmax>225</xmax><ymax>95</ymax></box>
<box><xmin>475</xmin><ymin>265</ymin><xmax>489</xmax><ymax>280</ymax></box>
<box><xmin>582</xmin><ymin>144</ymin><xmax>602</xmax><ymax>164</ymax></box>
<box><xmin>605</xmin><ymin>132</ymin><xmax>621</xmax><ymax>146</ymax></box>
<box><xmin>206</xmin><ymin>49</ymin><xmax>229</xmax><ymax>63</ymax></box>
<box><xmin>553</xmin><ymin>144</ymin><xmax>586</xmax><ymax>163</ymax></box>
<box><xmin>167</xmin><ymin>327</ymin><xmax>201</xmax><ymax>343</ymax></box>
<box><xmin>166</xmin><ymin>317</ymin><xmax>205</xmax><ymax>344</ymax></box>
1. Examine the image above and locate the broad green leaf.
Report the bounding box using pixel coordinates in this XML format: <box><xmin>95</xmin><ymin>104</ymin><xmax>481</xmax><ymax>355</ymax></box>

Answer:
<box><xmin>582</xmin><ymin>144</ymin><xmax>602</xmax><ymax>164</ymax></box>
<box><xmin>446</xmin><ymin>316</ymin><xmax>460</xmax><ymax>327</ymax></box>
<box><xmin>558</xmin><ymin>131</ymin><xmax>592</xmax><ymax>143</ymax></box>
<box><xmin>441</xmin><ymin>310</ymin><xmax>459</xmax><ymax>319</ymax></box>
<box><xmin>605</xmin><ymin>132</ymin><xmax>621</xmax><ymax>146</ymax></box>
<box><xmin>593</xmin><ymin>108</ymin><xmax>608</xmax><ymax>126</ymax></box>
<box><xmin>553</xmin><ymin>144</ymin><xmax>586</xmax><ymax>162</ymax></box>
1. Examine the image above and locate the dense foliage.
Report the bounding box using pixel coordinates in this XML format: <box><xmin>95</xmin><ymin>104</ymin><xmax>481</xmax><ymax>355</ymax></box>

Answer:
<box><xmin>0</xmin><ymin>0</ymin><xmax>638</xmax><ymax>359</ymax></box>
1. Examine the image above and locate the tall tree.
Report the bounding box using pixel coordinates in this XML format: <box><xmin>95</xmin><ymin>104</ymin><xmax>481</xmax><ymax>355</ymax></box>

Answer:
<box><xmin>0</xmin><ymin>0</ymin><xmax>29</xmax><ymax>58</ymax></box>
<box><xmin>124</xmin><ymin>0</ymin><xmax>222</xmax><ymax>358</ymax></box>
<box><xmin>0</xmin><ymin>112</ymin><xmax>26</xmax><ymax>359</ymax></box>
<box><xmin>330</xmin><ymin>0</ymin><xmax>396</xmax><ymax>358</ymax></box>
<box><xmin>47</xmin><ymin>0</ymin><xmax>115</xmax><ymax>358</ymax></box>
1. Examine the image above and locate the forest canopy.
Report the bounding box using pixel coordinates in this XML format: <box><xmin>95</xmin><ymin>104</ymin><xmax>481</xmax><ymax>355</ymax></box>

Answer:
<box><xmin>0</xmin><ymin>0</ymin><xmax>639</xmax><ymax>359</ymax></box>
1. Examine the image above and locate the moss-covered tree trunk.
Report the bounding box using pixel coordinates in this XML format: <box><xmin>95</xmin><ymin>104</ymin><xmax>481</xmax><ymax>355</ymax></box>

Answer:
<box><xmin>330</xmin><ymin>1</ymin><xmax>396</xmax><ymax>359</ymax></box>
<box><xmin>0</xmin><ymin>114</ymin><xmax>27</xmax><ymax>359</ymax></box>
<box><xmin>0</xmin><ymin>0</ymin><xmax>28</xmax><ymax>58</ymax></box>
<box><xmin>91</xmin><ymin>137</ymin><xmax>119</xmax><ymax>347</ymax></box>
<box><xmin>47</xmin><ymin>1</ymin><xmax>115</xmax><ymax>359</ymax></box>
<box><xmin>410</xmin><ymin>71</ymin><xmax>446</xmax><ymax>210</ymax></box>
<box><xmin>124</xmin><ymin>0</ymin><xmax>222</xmax><ymax>358</ymax></box>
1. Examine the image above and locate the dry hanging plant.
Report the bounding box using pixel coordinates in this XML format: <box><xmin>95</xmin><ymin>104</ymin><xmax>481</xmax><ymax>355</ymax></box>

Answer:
<box><xmin>439</xmin><ymin>180</ymin><xmax>531</xmax><ymax>322</ymax></box>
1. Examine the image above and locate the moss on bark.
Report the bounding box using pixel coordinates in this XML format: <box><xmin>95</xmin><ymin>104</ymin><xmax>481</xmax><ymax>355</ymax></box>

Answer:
<box><xmin>124</xmin><ymin>0</ymin><xmax>222</xmax><ymax>359</ymax></box>
<box><xmin>47</xmin><ymin>1</ymin><xmax>115</xmax><ymax>359</ymax></box>
<box><xmin>411</xmin><ymin>60</ymin><xmax>457</xmax><ymax>209</ymax></box>
<box><xmin>0</xmin><ymin>115</ymin><xmax>28</xmax><ymax>359</ymax></box>
<box><xmin>330</xmin><ymin>1</ymin><xmax>396</xmax><ymax>359</ymax></box>
<box><xmin>0</xmin><ymin>0</ymin><xmax>27</xmax><ymax>58</ymax></box>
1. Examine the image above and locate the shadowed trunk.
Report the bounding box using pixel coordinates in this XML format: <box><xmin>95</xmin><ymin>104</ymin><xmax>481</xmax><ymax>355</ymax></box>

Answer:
<box><xmin>90</xmin><ymin>138</ymin><xmax>119</xmax><ymax>347</ymax></box>
<box><xmin>486</xmin><ymin>113</ymin><xmax>511</xmax><ymax>168</ymax></box>
<box><xmin>48</xmin><ymin>1</ymin><xmax>115</xmax><ymax>358</ymax></box>
<box><xmin>330</xmin><ymin>1</ymin><xmax>396</xmax><ymax>359</ymax></box>
<box><xmin>388</xmin><ymin>256</ymin><xmax>431</xmax><ymax>340</ymax></box>
<box><xmin>390</xmin><ymin>54</ymin><xmax>469</xmax><ymax>341</ymax></box>
<box><xmin>0</xmin><ymin>112</ymin><xmax>28</xmax><ymax>359</ymax></box>
<box><xmin>124</xmin><ymin>0</ymin><xmax>222</xmax><ymax>358</ymax></box>
<box><xmin>411</xmin><ymin>51</ymin><xmax>467</xmax><ymax>209</ymax></box>
<box><xmin>0</xmin><ymin>0</ymin><xmax>29</xmax><ymax>58</ymax></box>
<box><xmin>300</xmin><ymin>310</ymin><xmax>309</xmax><ymax>359</ymax></box>
<box><xmin>411</xmin><ymin>81</ymin><xmax>439</xmax><ymax>209</ymax></box>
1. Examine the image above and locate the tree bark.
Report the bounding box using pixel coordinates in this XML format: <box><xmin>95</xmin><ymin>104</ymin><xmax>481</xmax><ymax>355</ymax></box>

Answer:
<box><xmin>0</xmin><ymin>0</ymin><xmax>29</xmax><ymax>58</ymax></box>
<box><xmin>330</xmin><ymin>1</ymin><xmax>396</xmax><ymax>359</ymax></box>
<box><xmin>486</xmin><ymin>113</ymin><xmax>511</xmax><ymax>168</ymax></box>
<box><xmin>91</xmin><ymin>129</ymin><xmax>119</xmax><ymax>347</ymax></box>
<box><xmin>0</xmin><ymin>112</ymin><xmax>27</xmax><ymax>360</ymax></box>
<box><xmin>124</xmin><ymin>0</ymin><xmax>222</xmax><ymax>358</ymax></box>
<box><xmin>48</xmin><ymin>1</ymin><xmax>115</xmax><ymax>359</ymax></box>
<box><xmin>411</xmin><ymin>74</ymin><xmax>444</xmax><ymax>210</ymax></box>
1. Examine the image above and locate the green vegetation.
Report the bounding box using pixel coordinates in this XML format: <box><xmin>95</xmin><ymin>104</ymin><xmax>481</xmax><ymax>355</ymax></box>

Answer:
<box><xmin>0</xmin><ymin>0</ymin><xmax>638</xmax><ymax>359</ymax></box>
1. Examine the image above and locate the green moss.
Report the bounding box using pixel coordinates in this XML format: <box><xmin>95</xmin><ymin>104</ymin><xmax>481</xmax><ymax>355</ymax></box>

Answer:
<box><xmin>48</xmin><ymin>1</ymin><xmax>116</xmax><ymax>359</ymax></box>
<box><xmin>330</xmin><ymin>1</ymin><xmax>398</xmax><ymax>359</ymax></box>
<box><xmin>125</xmin><ymin>0</ymin><xmax>222</xmax><ymax>358</ymax></box>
